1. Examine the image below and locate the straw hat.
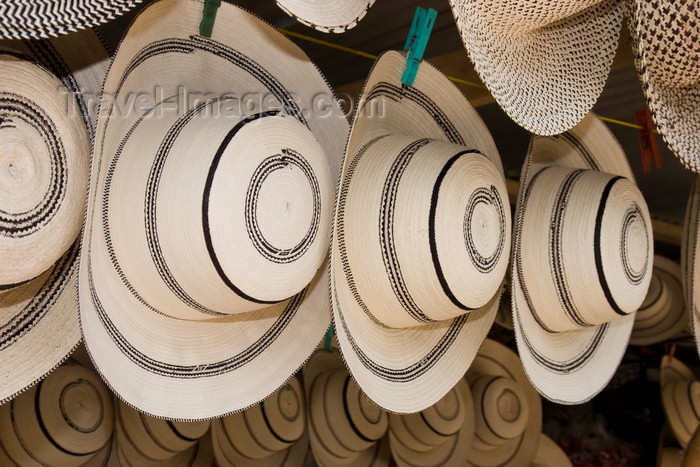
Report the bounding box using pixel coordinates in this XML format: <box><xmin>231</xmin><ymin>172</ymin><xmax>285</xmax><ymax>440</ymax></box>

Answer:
<box><xmin>531</xmin><ymin>434</ymin><xmax>572</xmax><ymax>467</ymax></box>
<box><xmin>661</xmin><ymin>355</ymin><xmax>696</xmax><ymax>388</ymax></box>
<box><xmin>465</xmin><ymin>338</ymin><xmax>542</xmax><ymax>466</ymax></box>
<box><xmin>276</xmin><ymin>0</ymin><xmax>375</xmax><ymax>33</ymax></box>
<box><xmin>332</xmin><ymin>50</ymin><xmax>509</xmax><ymax>414</ymax></box>
<box><xmin>682</xmin><ymin>175</ymin><xmax>700</xmax><ymax>357</ymax></box>
<box><xmin>79</xmin><ymin>0</ymin><xmax>349</xmax><ymax>420</ymax></box>
<box><xmin>0</xmin><ymin>359</ymin><xmax>114</xmax><ymax>466</ymax></box>
<box><xmin>304</xmin><ymin>349</ymin><xmax>391</xmax><ymax>467</ymax></box>
<box><xmin>630</xmin><ymin>255</ymin><xmax>687</xmax><ymax>346</ymax></box>
<box><xmin>211</xmin><ymin>374</ymin><xmax>309</xmax><ymax>467</ymax></box>
<box><xmin>494</xmin><ymin>273</ymin><xmax>514</xmax><ymax>331</ymax></box>
<box><xmin>0</xmin><ymin>28</ymin><xmax>108</xmax><ymax>403</ymax></box>
<box><xmin>658</xmin><ymin>424</ymin><xmax>684</xmax><ymax>467</ymax></box>
<box><xmin>83</xmin><ymin>435</ymin><xmax>121</xmax><ymax>467</ymax></box>
<box><xmin>628</xmin><ymin>0</ymin><xmax>700</xmax><ymax>172</ymax></box>
<box><xmin>512</xmin><ymin>112</ymin><xmax>654</xmax><ymax>404</ymax></box>
<box><xmin>662</xmin><ymin>379</ymin><xmax>700</xmax><ymax>449</ymax></box>
<box><xmin>388</xmin><ymin>378</ymin><xmax>474</xmax><ymax>467</ymax></box>
<box><xmin>0</xmin><ymin>1</ymin><xmax>143</xmax><ymax>39</ymax></box>
<box><xmin>450</xmin><ymin>0</ymin><xmax>624</xmax><ymax>135</ymax></box>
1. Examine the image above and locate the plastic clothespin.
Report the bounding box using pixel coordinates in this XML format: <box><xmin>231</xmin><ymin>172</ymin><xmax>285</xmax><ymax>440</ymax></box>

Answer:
<box><xmin>323</xmin><ymin>322</ymin><xmax>335</xmax><ymax>350</ymax></box>
<box><xmin>199</xmin><ymin>0</ymin><xmax>221</xmax><ymax>38</ymax></box>
<box><xmin>401</xmin><ymin>7</ymin><xmax>437</xmax><ymax>87</ymax></box>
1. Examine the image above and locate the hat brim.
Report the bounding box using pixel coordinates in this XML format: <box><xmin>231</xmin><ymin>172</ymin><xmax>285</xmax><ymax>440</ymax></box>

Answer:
<box><xmin>332</xmin><ymin>50</ymin><xmax>503</xmax><ymax>414</ymax></box>
<box><xmin>276</xmin><ymin>0</ymin><xmax>375</xmax><ymax>33</ymax></box>
<box><xmin>682</xmin><ymin>175</ymin><xmax>700</xmax><ymax>360</ymax></box>
<box><xmin>512</xmin><ymin>113</ymin><xmax>639</xmax><ymax>404</ymax></box>
<box><xmin>450</xmin><ymin>1</ymin><xmax>623</xmax><ymax>135</ymax></box>
<box><xmin>660</xmin><ymin>355</ymin><xmax>696</xmax><ymax>389</ymax></box>
<box><xmin>79</xmin><ymin>0</ymin><xmax>349</xmax><ymax>420</ymax></box>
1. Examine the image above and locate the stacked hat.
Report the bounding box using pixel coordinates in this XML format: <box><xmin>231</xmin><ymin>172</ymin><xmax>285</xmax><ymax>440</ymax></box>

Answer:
<box><xmin>630</xmin><ymin>255</ymin><xmax>687</xmax><ymax>346</ymax></box>
<box><xmin>277</xmin><ymin>0</ymin><xmax>375</xmax><ymax>32</ymax></box>
<box><xmin>465</xmin><ymin>338</ymin><xmax>542</xmax><ymax>466</ymax></box>
<box><xmin>331</xmin><ymin>50</ymin><xmax>510</xmax><ymax>414</ymax></box>
<box><xmin>304</xmin><ymin>349</ymin><xmax>391</xmax><ymax>466</ymax></box>
<box><xmin>0</xmin><ymin>359</ymin><xmax>114</xmax><ymax>465</ymax></box>
<box><xmin>531</xmin><ymin>434</ymin><xmax>572</xmax><ymax>467</ymax></box>
<box><xmin>661</xmin><ymin>355</ymin><xmax>700</xmax><ymax>449</ymax></box>
<box><xmin>211</xmin><ymin>374</ymin><xmax>309</xmax><ymax>467</ymax></box>
<box><xmin>512</xmin><ymin>112</ymin><xmax>653</xmax><ymax>404</ymax></box>
<box><xmin>79</xmin><ymin>0</ymin><xmax>349</xmax><ymax>420</ymax></box>
<box><xmin>682</xmin><ymin>175</ymin><xmax>700</xmax><ymax>357</ymax></box>
<box><xmin>450</xmin><ymin>0</ymin><xmax>624</xmax><ymax>135</ymax></box>
<box><xmin>0</xmin><ymin>28</ymin><xmax>108</xmax><ymax>403</ymax></box>
<box><xmin>628</xmin><ymin>0</ymin><xmax>700</xmax><ymax>172</ymax></box>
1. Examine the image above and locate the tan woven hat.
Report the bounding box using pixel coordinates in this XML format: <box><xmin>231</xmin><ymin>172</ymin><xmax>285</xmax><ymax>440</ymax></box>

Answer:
<box><xmin>0</xmin><ymin>28</ymin><xmax>108</xmax><ymax>403</ymax></box>
<box><xmin>450</xmin><ymin>0</ymin><xmax>624</xmax><ymax>135</ymax></box>
<box><xmin>211</xmin><ymin>374</ymin><xmax>309</xmax><ymax>467</ymax></box>
<box><xmin>0</xmin><ymin>359</ymin><xmax>114</xmax><ymax>466</ymax></box>
<box><xmin>662</xmin><ymin>380</ymin><xmax>700</xmax><ymax>449</ymax></box>
<box><xmin>388</xmin><ymin>378</ymin><xmax>474</xmax><ymax>467</ymax></box>
<box><xmin>682</xmin><ymin>175</ymin><xmax>700</xmax><ymax>357</ymax></box>
<box><xmin>630</xmin><ymin>255</ymin><xmax>687</xmax><ymax>346</ymax></box>
<box><xmin>512</xmin><ymin>112</ymin><xmax>654</xmax><ymax>404</ymax></box>
<box><xmin>531</xmin><ymin>434</ymin><xmax>572</xmax><ymax>467</ymax></box>
<box><xmin>465</xmin><ymin>338</ymin><xmax>542</xmax><ymax>467</ymax></box>
<box><xmin>83</xmin><ymin>435</ymin><xmax>121</xmax><ymax>467</ymax></box>
<box><xmin>661</xmin><ymin>355</ymin><xmax>696</xmax><ymax>389</ymax></box>
<box><xmin>332</xmin><ymin>50</ymin><xmax>510</xmax><ymax>414</ymax></box>
<box><xmin>628</xmin><ymin>0</ymin><xmax>700</xmax><ymax>172</ymax></box>
<box><xmin>276</xmin><ymin>0</ymin><xmax>375</xmax><ymax>33</ymax></box>
<box><xmin>79</xmin><ymin>0</ymin><xmax>349</xmax><ymax>420</ymax></box>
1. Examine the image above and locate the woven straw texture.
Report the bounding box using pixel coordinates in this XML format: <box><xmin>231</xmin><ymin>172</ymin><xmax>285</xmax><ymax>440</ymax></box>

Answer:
<box><xmin>277</xmin><ymin>0</ymin><xmax>375</xmax><ymax>33</ymax></box>
<box><xmin>682</xmin><ymin>175</ymin><xmax>700</xmax><ymax>359</ymax></box>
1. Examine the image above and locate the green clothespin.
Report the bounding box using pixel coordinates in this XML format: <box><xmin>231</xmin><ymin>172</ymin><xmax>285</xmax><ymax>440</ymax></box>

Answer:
<box><xmin>402</xmin><ymin>7</ymin><xmax>437</xmax><ymax>87</ymax></box>
<box><xmin>199</xmin><ymin>0</ymin><xmax>221</xmax><ymax>38</ymax></box>
<box><xmin>323</xmin><ymin>322</ymin><xmax>335</xmax><ymax>350</ymax></box>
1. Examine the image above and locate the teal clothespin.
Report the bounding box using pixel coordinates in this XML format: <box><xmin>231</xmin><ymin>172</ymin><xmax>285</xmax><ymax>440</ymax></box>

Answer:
<box><xmin>402</xmin><ymin>7</ymin><xmax>437</xmax><ymax>87</ymax></box>
<box><xmin>199</xmin><ymin>0</ymin><xmax>221</xmax><ymax>38</ymax></box>
<box><xmin>323</xmin><ymin>322</ymin><xmax>335</xmax><ymax>350</ymax></box>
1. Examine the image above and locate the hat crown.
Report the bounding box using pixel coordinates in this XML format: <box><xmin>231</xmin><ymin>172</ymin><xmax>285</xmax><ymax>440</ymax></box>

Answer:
<box><xmin>518</xmin><ymin>165</ymin><xmax>653</xmax><ymax>332</ymax></box>
<box><xmin>472</xmin><ymin>375</ymin><xmax>530</xmax><ymax>447</ymax></box>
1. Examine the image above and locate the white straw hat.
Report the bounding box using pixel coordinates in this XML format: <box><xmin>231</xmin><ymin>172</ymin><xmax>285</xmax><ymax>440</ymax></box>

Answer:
<box><xmin>630</xmin><ymin>255</ymin><xmax>687</xmax><ymax>346</ymax></box>
<box><xmin>682</xmin><ymin>175</ymin><xmax>700</xmax><ymax>357</ymax></box>
<box><xmin>332</xmin><ymin>50</ymin><xmax>509</xmax><ymax>414</ymax></box>
<box><xmin>79</xmin><ymin>0</ymin><xmax>349</xmax><ymax>420</ymax></box>
<box><xmin>0</xmin><ymin>1</ymin><xmax>144</xmax><ymax>40</ymax></box>
<box><xmin>628</xmin><ymin>0</ymin><xmax>700</xmax><ymax>172</ymax></box>
<box><xmin>388</xmin><ymin>378</ymin><xmax>474</xmax><ymax>467</ymax></box>
<box><xmin>450</xmin><ymin>0</ymin><xmax>624</xmax><ymax>135</ymax></box>
<box><xmin>276</xmin><ymin>0</ymin><xmax>375</xmax><ymax>33</ymax></box>
<box><xmin>0</xmin><ymin>28</ymin><xmax>108</xmax><ymax>403</ymax></box>
<box><xmin>531</xmin><ymin>434</ymin><xmax>572</xmax><ymax>467</ymax></box>
<box><xmin>465</xmin><ymin>338</ymin><xmax>542</xmax><ymax>467</ymax></box>
<box><xmin>0</xmin><ymin>359</ymin><xmax>114</xmax><ymax>466</ymax></box>
<box><xmin>512</xmin><ymin>112</ymin><xmax>654</xmax><ymax>404</ymax></box>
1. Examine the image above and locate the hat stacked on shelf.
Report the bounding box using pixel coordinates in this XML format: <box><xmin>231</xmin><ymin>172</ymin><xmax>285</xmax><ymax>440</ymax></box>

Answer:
<box><xmin>276</xmin><ymin>0</ymin><xmax>376</xmax><ymax>33</ymax></box>
<box><xmin>661</xmin><ymin>355</ymin><xmax>700</xmax><ymax>449</ymax></box>
<box><xmin>78</xmin><ymin>0</ymin><xmax>349</xmax><ymax>420</ymax></box>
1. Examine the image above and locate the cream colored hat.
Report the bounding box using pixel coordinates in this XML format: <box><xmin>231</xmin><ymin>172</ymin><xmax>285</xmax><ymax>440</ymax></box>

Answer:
<box><xmin>332</xmin><ymin>50</ymin><xmax>509</xmax><ymax>414</ymax></box>
<box><xmin>661</xmin><ymin>355</ymin><xmax>696</xmax><ymax>389</ymax></box>
<box><xmin>682</xmin><ymin>175</ymin><xmax>700</xmax><ymax>357</ymax></box>
<box><xmin>276</xmin><ymin>0</ymin><xmax>375</xmax><ymax>33</ymax></box>
<box><xmin>79</xmin><ymin>0</ymin><xmax>349</xmax><ymax>420</ymax></box>
<box><xmin>628</xmin><ymin>0</ymin><xmax>700</xmax><ymax>172</ymax></box>
<box><xmin>662</xmin><ymin>379</ymin><xmax>700</xmax><ymax>449</ymax></box>
<box><xmin>0</xmin><ymin>28</ymin><xmax>108</xmax><ymax>403</ymax></box>
<box><xmin>450</xmin><ymin>0</ymin><xmax>624</xmax><ymax>135</ymax></box>
<box><xmin>0</xmin><ymin>359</ymin><xmax>114</xmax><ymax>466</ymax></box>
<box><xmin>512</xmin><ymin>112</ymin><xmax>653</xmax><ymax>404</ymax></box>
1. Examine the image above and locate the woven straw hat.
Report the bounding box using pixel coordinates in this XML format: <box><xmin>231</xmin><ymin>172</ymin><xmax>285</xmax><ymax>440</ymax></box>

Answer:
<box><xmin>0</xmin><ymin>359</ymin><xmax>114</xmax><ymax>466</ymax></box>
<box><xmin>682</xmin><ymin>175</ymin><xmax>700</xmax><ymax>357</ymax></box>
<box><xmin>512</xmin><ymin>112</ymin><xmax>654</xmax><ymax>404</ymax></box>
<box><xmin>630</xmin><ymin>255</ymin><xmax>687</xmax><ymax>346</ymax></box>
<box><xmin>662</xmin><ymin>379</ymin><xmax>700</xmax><ymax>449</ymax></box>
<box><xmin>661</xmin><ymin>355</ymin><xmax>696</xmax><ymax>389</ymax></box>
<box><xmin>0</xmin><ymin>1</ymin><xmax>143</xmax><ymax>40</ymax></box>
<box><xmin>450</xmin><ymin>0</ymin><xmax>624</xmax><ymax>135</ymax></box>
<box><xmin>628</xmin><ymin>0</ymin><xmax>700</xmax><ymax>172</ymax></box>
<box><xmin>332</xmin><ymin>50</ymin><xmax>509</xmax><ymax>414</ymax></box>
<box><xmin>83</xmin><ymin>435</ymin><xmax>120</xmax><ymax>467</ymax></box>
<box><xmin>211</xmin><ymin>374</ymin><xmax>309</xmax><ymax>467</ymax></box>
<box><xmin>494</xmin><ymin>273</ymin><xmax>514</xmax><ymax>330</ymax></box>
<box><xmin>0</xmin><ymin>28</ymin><xmax>108</xmax><ymax>403</ymax></box>
<box><xmin>465</xmin><ymin>338</ymin><xmax>542</xmax><ymax>467</ymax></box>
<box><xmin>276</xmin><ymin>0</ymin><xmax>375</xmax><ymax>33</ymax></box>
<box><xmin>531</xmin><ymin>434</ymin><xmax>572</xmax><ymax>467</ymax></box>
<box><xmin>304</xmin><ymin>350</ymin><xmax>391</xmax><ymax>467</ymax></box>
<box><xmin>388</xmin><ymin>378</ymin><xmax>474</xmax><ymax>467</ymax></box>
<box><xmin>79</xmin><ymin>0</ymin><xmax>349</xmax><ymax>420</ymax></box>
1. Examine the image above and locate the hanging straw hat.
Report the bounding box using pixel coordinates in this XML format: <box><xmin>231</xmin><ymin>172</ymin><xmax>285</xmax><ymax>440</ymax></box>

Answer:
<box><xmin>661</xmin><ymin>354</ymin><xmax>696</xmax><ymax>388</ymax></box>
<box><xmin>494</xmin><ymin>273</ymin><xmax>514</xmax><ymax>331</ymax></box>
<box><xmin>0</xmin><ymin>28</ymin><xmax>108</xmax><ymax>403</ymax></box>
<box><xmin>628</xmin><ymin>0</ymin><xmax>700</xmax><ymax>172</ymax></box>
<box><xmin>512</xmin><ymin>112</ymin><xmax>654</xmax><ymax>404</ymax></box>
<box><xmin>630</xmin><ymin>255</ymin><xmax>687</xmax><ymax>346</ymax></box>
<box><xmin>662</xmin><ymin>379</ymin><xmax>700</xmax><ymax>449</ymax></box>
<box><xmin>79</xmin><ymin>0</ymin><xmax>349</xmax><ymax>420</ymax></box>
<box><xmin>276</xmin><ymin>0</ymin><xmax>375</xmax><ymax>33</ymax></box>
<box><xmin>211</xmin><ymin>373</ymin><xmax>309</xmax><ymax>467</ymax></box>
<box><xmin>465</xmin><ymin>338</ymin><xmax>542</xmax><ymax>466</ymax></box>
<box><xmin>682</xmin><ymin>175</ymin><xmax>700</xmax><ymax>357</ymax></box>
<box><xmin>332</xmin><ymin>50</ymin><xmax>510</xmax><ymax>414</ymax></box>
<box><xmin>303</xmin><ymin>349</ymin><xmax>391</xmax><ymax>467</ymax></box>
<box><xmin>0</xmin><ymin>1</ymin><xmax>144</xmax><ymax>40</ymax></box>
<box><xmin>0</xmin><ymin>359</ymin><xmax>114</xmax><ymax>466</ymax></box>
<box><xmin>531</xmin><ymin>434</ymin><xmax>572</xmax><ymax>467</ymax></box>
<box><xmin>388</xmin><ymin>378</ymin><xmax>474</xmax><ymax>467</ymax></box>
<box><xmin>450</xmin><ymin>0</ymin><xmax>624</xmax><ymax>135</ymax></box>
